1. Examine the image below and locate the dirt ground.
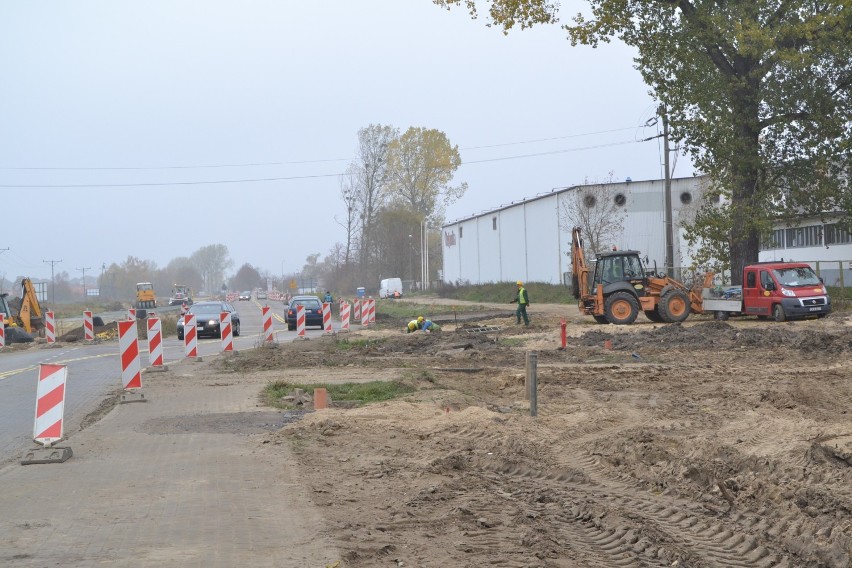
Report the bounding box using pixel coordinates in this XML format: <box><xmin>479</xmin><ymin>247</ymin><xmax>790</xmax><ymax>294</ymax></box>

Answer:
<box><xmin>214</xmin><ymin>304</ymin><xmax>851</xmax><ymax>567</ymax></box>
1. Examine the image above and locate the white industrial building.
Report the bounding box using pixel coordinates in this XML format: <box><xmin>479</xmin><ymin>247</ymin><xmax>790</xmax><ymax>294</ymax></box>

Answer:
<box><xmin>442</xmin><ymin>175</ymin><xmax>852</xmax><ymax>287</ymax></box>
<box><xmin>442</xmin><ymin>176</ymin><xmax>711</xmax><ymax>285</ymax></box>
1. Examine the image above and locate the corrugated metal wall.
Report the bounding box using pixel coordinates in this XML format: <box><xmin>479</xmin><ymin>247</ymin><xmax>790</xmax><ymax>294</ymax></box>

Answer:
<box><xmin>442</xmin><ymin>176</ymin><xmax>709</xmax><ymax>285</ymax></box>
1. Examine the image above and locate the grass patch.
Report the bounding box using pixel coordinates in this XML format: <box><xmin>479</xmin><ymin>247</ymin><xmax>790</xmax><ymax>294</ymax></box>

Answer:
<box><xmin>375</xmin><ymin>299</ymin><xmax>485</xmax><ymax>319</ymax></box>
<box><xmin>499</xmin><ymin>337</ymin><xmax>528</xmax><ymax>347</ymax></box>
<box><xmin>436</xmin><ymin>281</ymin><xmax>575</xmax><ymax>304</ymax></box>
<box><xmin>263</xmin><ymin>380</ymin><xmax>416</xmax><ymax>408</ymax></box>
<box><xmin>333</xmin><ymin>337</ymin><xmax>385</xmax><ymax>350</ymax></box>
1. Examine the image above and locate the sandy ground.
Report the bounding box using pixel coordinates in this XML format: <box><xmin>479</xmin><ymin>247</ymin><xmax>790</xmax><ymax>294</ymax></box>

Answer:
<box><xmin>198</xmin><ymin>302</ymin><xmax>852</xmax><ymax>568</ymax></box>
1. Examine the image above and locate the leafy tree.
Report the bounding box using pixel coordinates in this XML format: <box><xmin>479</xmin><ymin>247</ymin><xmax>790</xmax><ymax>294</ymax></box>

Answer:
<box><xmin>191</xmin><ymin>244</ymin><xmax>232</xmax><ymax>294</ymax></box>
<box><xmin>432</xmin><ymin>0</ymin><xmax>852</xmax><ymax>283</ymax></box>
<box><xmin>230</xmin><ymin>263</ymin><xmax>263</xmax><ymax>292</ymax></box>
<box><xmin>385</xmin><ymin>127</ymin><xmax>467</xmax><ymax>220</ymax></box>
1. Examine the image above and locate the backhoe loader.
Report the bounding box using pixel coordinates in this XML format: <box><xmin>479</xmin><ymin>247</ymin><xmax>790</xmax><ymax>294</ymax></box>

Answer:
<box><xmin>570</xmin><ymin>227</ymin><xmax>710</xmax><ymax>325</ymax></box>
<box><xmin>0</xmin><ymin>278</ymin><xmax>46</xmax><ymax>340</ymax></box>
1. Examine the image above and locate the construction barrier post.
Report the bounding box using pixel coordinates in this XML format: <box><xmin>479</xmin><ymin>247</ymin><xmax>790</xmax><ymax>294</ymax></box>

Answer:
<box><xmin>296</xmin><ymin>305</ymin><xmax>306</xmax><ymax>338</ymax></box>
<box><xmin>45</xmin><ymin>311</ymin><xmax>56</xmax><ymax>344</ymax></box>
<box><xmin>322</xmin><ymin>302</ymin><xmax>332</xmax><ymax>334</ymax></box>
<box><xmin>369</xmin><ymin>298</ymin><xmax>376</xmax><ymax>324</ymax></box>
<box><xmin>361</xmin><ymin>299</ymin><xmax>369</xmax><ymax>327</ymax></box>
<box><xmin>184</xmin><ymin>314</ymin><xmax>199</xmax><ymax>359</ymax></box>
<box><xmin>560</xmin><ymin>319</ymin><xmax>567</xmax><ymax>349</ymax></box>
<box><xmin>262</xmin><ymin>306</ymin><xmax>274</xmax><ymax>342</ymax></box>
<box><xmin>127</xmin><ymin>308</ymin><xmax>136</xmax><ymax>321</ymax></box>
<box><xmin>22</xmin><ymin>364</ymin><xmax>73</xmax><ymax>464</ymax></box>
<box><xmin>353</xmin><ymin>299</ymin><xmax>361</xmax><ymax>322</ymax></box>
<box><xmin>0</xmin><ymin>314</ymin><xmax>4</xmax><ymax>349</ymax></box>
<box><xmin>340</xmin><ymin>302</ymin><xmax>350</xmax><ymax>332</ymax></box>
<box><xmin>117</xmin><ymin>320</ymin><xmax>146</xmax><ymax>403</ymax></box>
<box><xmin>220</xmin><ymin>311</ymin><xmax>234</xmax><ymax>352</ymax></box>
<box><xmin>83</xmin><ymin>311</ymin><xmax>94</xmax><ymax>342</ymax></box>
<box><xmin>146</xmin><ymin>317</ymin><xmax>167</xmax><ymax>370</ymax></box>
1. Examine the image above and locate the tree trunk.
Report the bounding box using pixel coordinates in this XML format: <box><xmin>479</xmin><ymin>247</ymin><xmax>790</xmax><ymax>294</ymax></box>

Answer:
<box><xmin>728</xmin><ymin>78</ymin><xmax>762</xmax><ymax>286</ymax></box>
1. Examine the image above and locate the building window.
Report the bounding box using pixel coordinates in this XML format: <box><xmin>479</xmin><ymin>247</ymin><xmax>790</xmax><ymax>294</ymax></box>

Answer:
<box><xmin>492</xmin><ymin>217</ymin><xmax>497</xmax><ymax>230</ymax></box>
<box><xmin>459</xmin><ymin>226</ymin><xmax>463</xmax><ymax>238</ymax></box>
<box><xmin>785</xmin><ymin>225</ymin><xmax>821</xmax><ymax>248</ymax></box>
<box><xmin>614</xmin><ymin>193</ymin><xmax>626</xmax><ymax>207</ymax></box>
<box><xmin>761</xmin><ymin>229</ymin><xmax>785</xmax><ymax>250</ymax></box>
<box><xmin>584</xmin><ymin>195</ymin><xmax>597</xmax><ymax>208</ymax></box>
<box><xmin>680</xmin><ymin>192</ymin><xmax>692</xmax><ymax>205</ymax></box>
<box><xmin>824</xmin><ymin>223</ymin><xmax>852</xmax><ymax>245</ymax></box>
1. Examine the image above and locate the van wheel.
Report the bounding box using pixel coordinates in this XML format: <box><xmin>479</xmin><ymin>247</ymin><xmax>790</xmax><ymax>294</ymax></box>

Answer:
<box><xmin>605</xmin><ymin>292</ymin><xmax>639</xmax><ymax>325</ymax></box>
<box><xmin>773</xmin><ymin>304</ymin><xmax>787</xmax><ymax>322</ymax></box>
<box><xmin>659</xmin><ymin>290</ymin><xmax>691</xmax><ymax>323</ymax></box>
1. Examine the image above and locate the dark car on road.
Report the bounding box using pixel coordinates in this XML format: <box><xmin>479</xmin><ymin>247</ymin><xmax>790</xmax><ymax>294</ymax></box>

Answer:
<box><xmin>177</xmin><ymin>301</ymin><xmax>241</xmax><ymax>340</ymax></box>
<box><xmin>285</xmin><ymin>295</ymin><xmax>323</xmax><ymax>331</ymax></box>
<box><xmin>238</xmin><ymin>291</ymin><xmax>251</xmax><ymax>301</ymax></box>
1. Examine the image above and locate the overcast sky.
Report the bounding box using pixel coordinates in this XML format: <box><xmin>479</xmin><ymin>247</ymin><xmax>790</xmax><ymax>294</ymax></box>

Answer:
<box><xmin>1</xmin><ymin>1</ymin><xmax>693</xmax><ymax>283</ymax></box>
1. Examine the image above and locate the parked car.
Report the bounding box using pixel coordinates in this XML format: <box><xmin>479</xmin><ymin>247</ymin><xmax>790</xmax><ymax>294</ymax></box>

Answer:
<box><xmin>256</xmin><ymin>290</ymin><xmax>268</xmax><ymax>300</ymax></box>
<box><xmin>177</xmin><ymin>301</ymin><xmax>241</xmax><ymax>340</ymax></box>
<box><xmin>285</xmin><ymin>295</ymin><xmax>323</xmax><ymax>330</ymax></box>
<box><xmin>238</xmin><ymin>290</ymin><xmax>251</xmax><ymax>301</ymax></box>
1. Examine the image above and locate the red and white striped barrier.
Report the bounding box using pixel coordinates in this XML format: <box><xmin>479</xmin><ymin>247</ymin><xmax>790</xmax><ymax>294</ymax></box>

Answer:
<box><xmin>296</xmin><ymin>305</ymin><xmax>306</xmax><ymax>337</ymax></box>
<box><xmin>127</xmin><ymin>308</ymin><xmax>136</xmax><ymax>321</ymax></box>
<box><xmin>262</xmin><ymin>306</ymin><xmax>273</xmax><ymax>342</ymax></box>
<box><xmin>226</xmin><ymin>293</ymin><xmax>238</xmax><ymax>302</ymax></box>
<box><xmin>340</xmin><ymin>302</ymin><xmax>350</xmax><ymax>332</ymax></box>
<box><xmin>184</xmin><ymin>314</ymin><xmax>198</xmax><ymax>358</ymax></box>
<box><xmin>354</xmin><ymin>299</ymin><xmax>361</xmax><ymax>322</ymax></box>
<box><xmin>147</xmin><ymin>317</ymin><xmax>164</xmax><ymax>367</ymax></box>
<box><xmin>83</xmin><ymin>311</ymin><xmax>94</xmax><ymax>342</ymax></box>
<box><xmin>0</xmin><ymin>314</ymin><xmax>5</xmax><ymax>348</ymax></box>
<box><xmin>322</xmin><ymin>302</ymin><xmax>332</xmax><ymax>334</ymax></box>
<box><xmin>117</xmin><ymin>320</ymin><xmax>142</xmax><ymax>390</ymax></box>
<box><xmin>220</xmin><ymin>311</ymin><xmax>233</xmax><ymax>352</ymax></box>
<box><xmin>368</xmin><ymin>298</ymin><xmax>376</xmax><ymax>324</ymax></box>
<box><xmin>33</xmin><ymin>364</ymin><xmax>67</xmax><ymax>445</ymax></box>
<box><xmin>45</xmin><ymin>311</ymin><xmax>56</xmax><ymax>344</ymax></box>
<box><xmin>361</xmin><ymin>299</ymin><xmax>369</xmax><ymax>327</ymax></box>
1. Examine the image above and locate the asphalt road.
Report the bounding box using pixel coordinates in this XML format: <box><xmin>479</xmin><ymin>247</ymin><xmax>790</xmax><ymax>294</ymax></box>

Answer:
<box><xmin>0</xmin><ymin>298</ymin><xmax>334</xmax><ymax>466</ymax></box>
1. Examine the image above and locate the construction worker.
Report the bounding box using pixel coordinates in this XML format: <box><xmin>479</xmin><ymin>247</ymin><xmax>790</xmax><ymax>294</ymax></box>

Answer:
<box><xmin>510</xmin><ymin>280</ymin><xmax>530</xmax><ymax>326</ymax></box>
<box><xmin>406</xmin><ymin>316</ymin><xmax>424</xmax><ymax>333</ymax></box>
<box><xmin>406</xmin><ymin>316</ymin><xmax>440</xmax><ymax>333</ymax></box>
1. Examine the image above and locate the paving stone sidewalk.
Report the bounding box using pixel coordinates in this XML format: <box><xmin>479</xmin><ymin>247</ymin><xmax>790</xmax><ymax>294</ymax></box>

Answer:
<box><xmin>0</xmin><ymin>361</ymin><xmax>340</xmax><ymax>567</ymax></box>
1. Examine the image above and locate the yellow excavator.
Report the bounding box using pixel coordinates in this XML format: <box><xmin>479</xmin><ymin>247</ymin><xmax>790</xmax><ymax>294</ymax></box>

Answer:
<box><xmin>0</xmin><ymin>278</ymin><xmax>46</xmax><ymax>340</ymax></box>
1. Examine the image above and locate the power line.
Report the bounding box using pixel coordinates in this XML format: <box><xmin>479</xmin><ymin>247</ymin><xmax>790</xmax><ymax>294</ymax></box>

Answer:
<box><xmin>0</xmin><ymin>124</ymin><xmax>655</xmax><ymax>172</ymax></box>
<box><xmin>0</xmin><ymin>138</ymin><xmax>655</xmax><ymax>189</ymax></box>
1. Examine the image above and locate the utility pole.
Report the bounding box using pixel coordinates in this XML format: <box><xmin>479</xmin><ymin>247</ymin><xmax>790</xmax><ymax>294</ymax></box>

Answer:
<box><xmin>659</xmin><ymin>105</ymin><xmax>674</xmax><ymax>278</ymax></box>
<box><xmin>77</xmin><ymin>266</ymin><xmax>91</xmax><ymax>301</ymax></box>
<box><xmin>43</xmin><ymin>259</ymin><xmax>62</xmax><ymax>304</ymax></box>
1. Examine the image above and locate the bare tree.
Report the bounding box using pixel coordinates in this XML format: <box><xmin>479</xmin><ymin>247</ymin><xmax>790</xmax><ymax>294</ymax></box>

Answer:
<box><xmin>560</xmin><ymin>174</ymin><xmax>626</xmax><ymax>257</ymax></box>
<box><xmin>336</xmin><ymin>168</ymin><xmax>360</xmax><ymax>266</ymax></box>
<box><xmin>352</xmin><ymin>124</ymin><xmax>397</xmax><ymax>270</ymax></box>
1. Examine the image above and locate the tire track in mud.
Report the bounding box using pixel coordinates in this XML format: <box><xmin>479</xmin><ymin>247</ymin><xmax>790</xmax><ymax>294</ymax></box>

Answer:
<box><xmin>475</xmin><ymin>458</ymin><xmax>789</xmax><ymax>567</ymax></box>
<box><xmin>437</xmin><ymin>414</ymin><xmax>791</xmax><ymax>567</ymax></box>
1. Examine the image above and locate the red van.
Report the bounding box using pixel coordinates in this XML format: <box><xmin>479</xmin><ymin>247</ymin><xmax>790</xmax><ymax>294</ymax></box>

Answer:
<box><xmin>707</xmin><ymin>262</ymin><xmax>831</xmax><ymax>321</ymax></box>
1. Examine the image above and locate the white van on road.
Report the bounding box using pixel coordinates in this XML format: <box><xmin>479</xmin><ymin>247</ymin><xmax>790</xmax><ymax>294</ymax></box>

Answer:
<box><xmin>379</xmin><ymin>278</ymin><xmax>403</xmax><ymax>299</ymax></box>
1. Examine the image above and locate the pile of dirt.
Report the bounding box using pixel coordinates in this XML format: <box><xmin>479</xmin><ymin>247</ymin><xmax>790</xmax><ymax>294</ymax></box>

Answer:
<box><xmin>236</xmin><ymin>312</ymin><xmax>852</xmax><ymax>567</ymax></box>
<box><xmin>575</xmin><ymin>320</ymin><xmax>852</xmax><ymax>354</ymax></box>
<box><xmin>59</xmin><ymin>322</ymin><xmax>117</xmax><ymax>342</ymax></box>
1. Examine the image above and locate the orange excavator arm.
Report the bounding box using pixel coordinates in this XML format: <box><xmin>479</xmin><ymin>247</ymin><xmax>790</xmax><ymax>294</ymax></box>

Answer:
<box><xmin>19</xmin><ymin>278</ymin><xmax>44</xmax><ymax>333</ymax></box>
<box><xmin>571</xmin><ymin>227</ymin><xmax>589</xmax><ymax>300</ymax></box>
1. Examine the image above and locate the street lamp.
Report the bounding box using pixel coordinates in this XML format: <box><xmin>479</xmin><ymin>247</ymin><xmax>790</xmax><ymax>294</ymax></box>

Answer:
<box><xmin>408</xmin><ymin>235</ymin><xmax>413</xmax><ymax>286</ymax></box>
